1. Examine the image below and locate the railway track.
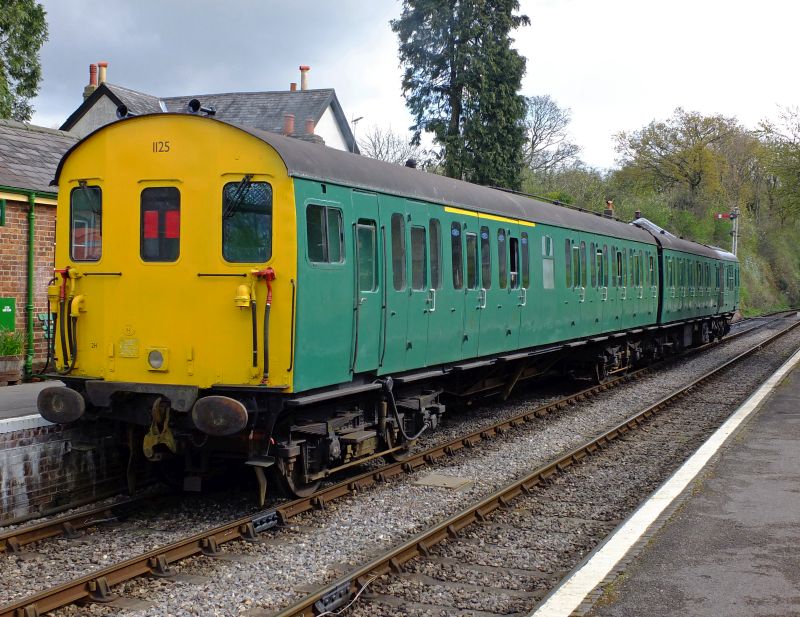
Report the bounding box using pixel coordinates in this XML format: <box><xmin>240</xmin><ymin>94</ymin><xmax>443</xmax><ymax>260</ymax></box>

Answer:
<box><xmin>0</xmin><ymin>313</ymin><xmax>794</xmax><ymax>616</ymax></box>
<box><xmin>273</xmin><ymin>316</ymin><xmax>800</xmax><ymax>617</ymax></box>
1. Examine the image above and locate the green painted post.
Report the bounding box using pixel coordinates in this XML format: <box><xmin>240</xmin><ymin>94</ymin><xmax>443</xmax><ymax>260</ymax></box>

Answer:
<box><xmin>0</xmin><ymin>198</ymin><xmax>5</xmax><ymax>226</ymax></box>
<box><xmin>25</xmin><ymin>193</ymin><xmax>36</xmax><ymax>378</ymax></box>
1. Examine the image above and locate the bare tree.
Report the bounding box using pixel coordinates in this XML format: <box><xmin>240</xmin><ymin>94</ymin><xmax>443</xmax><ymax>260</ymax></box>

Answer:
<box><xmin>358</xmin><ymin>125</ymin><xmax>428</xmax><ymax>166</ymax></box>
<box><xmin>523</xmin><ymin>95</ymin><xmax>581</xmax><ymax>172</ymax></box>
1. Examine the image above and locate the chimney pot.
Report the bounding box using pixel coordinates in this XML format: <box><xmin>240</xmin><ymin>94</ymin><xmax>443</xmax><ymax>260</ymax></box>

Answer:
<box><xmin>283</xmin><ymin>113</ymin><xmax>295</xmax><ymax>136</ymax></box>
<box><xmin>97</xmin><ymin>61</ymin><xmax>108</xmax><ymax>84</ymax></box>
<box><xmin>299</xmin><ymin>65</ymin><xmax>310</xmax><ymax>90</ymax></box>
<box><xmin>305</xmin><ymin>118</ymin><xmax>315</xmax><ymax>135</ymax></box>
<box><xmin>290</xmin><ymin>82</ymin><xmax>297</xmax><ymax>92</ymax></box>
<box><xmin>89</xmin><ymin>64</ymin><xmax>98</xmax><ymax>86</ymax></box>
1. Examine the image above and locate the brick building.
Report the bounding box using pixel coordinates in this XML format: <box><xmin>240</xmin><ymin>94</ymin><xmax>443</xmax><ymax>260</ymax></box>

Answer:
<box><xmin>0</xmin><ymin>120</ymin><xmax>78</xmax><ymax>373</ymax></box>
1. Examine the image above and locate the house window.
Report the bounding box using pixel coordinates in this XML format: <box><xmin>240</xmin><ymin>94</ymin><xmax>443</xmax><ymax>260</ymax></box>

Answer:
<box><xmin>306</xmin><ymin>204</ymin><xmax>343</xmax><ymax>263</ymax></box>
<box><xmin>70</xmin><ymin>185</ymin><xmax>102</xmax><ymax>261</ymax></box>
<box><xmin>141</xmin><ymin>187</ymin><xmax>180</xmax><ymax>262</ymax></box>
<box><xmin>222</xmin><ymin>180</ymin><xmax>272</xmax><ymax>263</ymax></box>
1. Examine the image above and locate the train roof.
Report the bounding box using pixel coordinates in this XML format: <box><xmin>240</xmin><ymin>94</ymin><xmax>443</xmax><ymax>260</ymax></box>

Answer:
<box><xmin>53</xmin><ymin>114</ymin><xmax>656</xmax><ymax>246</ymax></box>
<box><xmin>631</xmin><ymin>218</ymin><xmax>738</xmax><ymax>261</ymax></box>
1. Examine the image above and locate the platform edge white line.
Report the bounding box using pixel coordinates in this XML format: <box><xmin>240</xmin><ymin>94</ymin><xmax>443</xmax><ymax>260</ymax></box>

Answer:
<box><xmin>530</xmin><ymin>344</ymin><xmax>800</xmax><ymax>617</ymax></box>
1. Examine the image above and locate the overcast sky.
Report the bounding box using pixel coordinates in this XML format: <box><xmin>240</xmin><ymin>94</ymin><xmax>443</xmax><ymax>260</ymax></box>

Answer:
<box><xmin>31</xmin><ymin>0</ymin><xmax>800</xmax><ymax>169</ymax></box>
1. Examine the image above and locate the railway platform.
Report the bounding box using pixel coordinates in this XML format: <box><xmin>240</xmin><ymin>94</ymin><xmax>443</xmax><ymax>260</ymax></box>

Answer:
<box><xmin>536</xmin><ymin>350</ymin><xmax>800</xmax><ymax>617</ymax></box>
<box><xmin>0</xmin><ymin>380</ymin><xmax>60</xmax><ymax>431</ymax></box>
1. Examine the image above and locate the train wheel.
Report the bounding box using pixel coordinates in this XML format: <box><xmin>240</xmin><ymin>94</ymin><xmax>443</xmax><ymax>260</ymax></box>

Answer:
<box><xmin>593</xmin><ymin>360</ymin><xmax>610</xmax><ymax>385</ymax></box>
<box><xmin>274</xmin><ymin>459</ymin><xmax>321</xmax><ymax>498</ymax></box>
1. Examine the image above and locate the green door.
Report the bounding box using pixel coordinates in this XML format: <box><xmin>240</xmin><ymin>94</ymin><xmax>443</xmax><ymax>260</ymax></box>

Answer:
<box><xmin>406</xmin><ymin>201</ymin><xmax>430</xmax><ymax>367</ymax></box>
<box><xmin>382</xmin><ymin>207</ymin><xmax>409</xmax><ymax>373</ymax></box>
<box><xmin>462</xmin><ymin>223</ymin><xmax>481</xmax><ymax>358</ymax></box>
<box><xmin>478</xmin><ymin>218</ymin><xmax>521</xmax><ymax>355</ymax></box>
<box><xmin>352</xmin><ymin>192</ymin><xmax>381</xmax><ymax>373</ymax></box>
<box><xmin>564</xmin><ymin>237</ymin><xmax>585</xmax><ymax>338</ymax></box>
<box><xmin>426</xmin><ymin>214</ymin><xmax>463</xmax><ymax>366</ymax></box>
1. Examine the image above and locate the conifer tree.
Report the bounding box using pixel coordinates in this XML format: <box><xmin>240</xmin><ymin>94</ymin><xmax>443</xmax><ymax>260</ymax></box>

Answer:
<box><xmin>392</xmin><ymin>0</ymin><xmax>529</xmax><ymax>189</ymax></box>
<box><xmin>0</xmin><ymin>0</ymin><xmax>48</xmax><ymax>121</ymax></box>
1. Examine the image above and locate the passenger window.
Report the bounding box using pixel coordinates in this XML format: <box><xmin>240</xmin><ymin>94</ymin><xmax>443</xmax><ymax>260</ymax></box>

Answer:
<box><xmin>391</xmin><ymin>213</ymin><xmax>406</xmax><ymax>290</ymax></box>
<box><xmin>580</xmin><ymin>241</ymin><xmax>587</xmax><ymax>288</ymax></box>
<box><xmin>509</xmin><ymin>237</ymin><xmax>520</xmax><ymax>289</ymax></box>
<box><xmin>572</xmin><ymin>244</ymin><xmax>581</xmax><ymax>289</ymax></box>
<box><xmin>451</xmin><ymin>222</ymin><xmax>463</xmax><ymax>290</ymax></box>
<box><xmin>70</xmin><ymin>185</ymin><xmax>102</xmax><ymax>261</ymax></box>
<box><xmin>539</xmin><ymin>233</ymin><xmax>552</xmax><ymax>290</ymax></box>
<box><xmin>430</xmin><ymin>219</ymin><xmax>442</xmax><ymax>290</ymax></box>
<box><xmin>222</xmin><ymin>180</ymin><xmax>272</xmax><ymax>263</ymax></box>
<box><xmin>498</xmin><ymin>229</ymin><xmax>508</xmax><ymax>289</ymax></box>
<box><xmin>522</xmin><ymin>232</ymin><xmax>531</xmax><ymax>289</ymax></box>
<box><xmin>356</xmin><ymin>220</ymin><xmax>377</xmax><ymax>292</ymax></box>
<box><xmin>411</xmin><ymin>226</ymin><xmax>427</xmax><ymax>291</ymax></box>
<box><xmin>603</xmin><ymin>245</ymin><xmax>609</xmax><ymax>287</ymax></box>
<box><xmin>617</xmin><ymin>251</ymin><xmax>624</xmax><ymax>287</ymax></box>
<box><xmin>565</xmin><ymin>239</ymin><xmax>572</xmax><ymax>288</ymax></box>
<box><xmin>141</xmin><ymin>187</ymin><xmax>180</xmax><ymax>262</ymax></box>
<box><xmin>466</xmin><ymin>232</ymin><xmax>479</xmax><ymax>290</ymax></box>
<box><xmin>590</xmin><ymin>242</ymin><xmax>597</xmax><ymax>287</ymax></box>
<box><xmin>306</xmin><ymin>204</ymin><xmax>344</xmax><ymax>264</ymax></box>
<box><xmin>595</xmin><ymin>247</ymin><xmax>603</xmax><ymax>288</ymax></box>
<box><xmin>480</xmin><ymin>226</ymin><xmax>491</xmax><ymax>289</ymax></box>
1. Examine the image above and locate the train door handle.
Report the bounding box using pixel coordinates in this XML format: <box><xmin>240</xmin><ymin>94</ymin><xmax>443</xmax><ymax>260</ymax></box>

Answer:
<box><xmin>620</xmin><ymin>286</ymin><xmax>626</xmax><ymax>300</ymax></box>
<box><xmin>518</xmin><ymin>287</ymin><xmax>527</xmax><ymax>307</ymax></box>
<box><xmin>601</xmin><ymin>287</ymin><xmax>608</xmax><ymax>301</ymax></box>
<box><xmin>359</xmin><ymin>297</ymin><xmax>367</xmax><ymax>305</ymax></box>
<box><xmin>478</xmin><ymin>288</ymin><xmax>487</xmax><ymax>309</ymax></box>
<box><xmin>579</xmin><ymin>286</ymin><xmax>586</xmax><ymax>303</ymax></box>
<box><xmin>428</xmin><ymin>288</ymin><xmax>436</xmax><ymax>312</ymax></box>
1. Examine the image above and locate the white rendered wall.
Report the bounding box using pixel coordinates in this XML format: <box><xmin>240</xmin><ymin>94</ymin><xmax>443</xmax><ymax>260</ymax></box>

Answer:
<box><xmin>316</xmin><ymin>106</ymin><xmax>349</xmax><ymax>151</ymax></box>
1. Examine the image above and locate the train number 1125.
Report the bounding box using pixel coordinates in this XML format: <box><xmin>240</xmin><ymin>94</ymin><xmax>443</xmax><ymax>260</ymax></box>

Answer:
<box><xmin>152</xmin><ymin>141</ymin><xmax>171</xmax><ymax>153</ymax></box>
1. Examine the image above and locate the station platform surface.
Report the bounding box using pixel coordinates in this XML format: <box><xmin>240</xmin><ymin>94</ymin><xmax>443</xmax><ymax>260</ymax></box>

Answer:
<box><xmin>588</xmin><ymin>361</ymin><xmax>800</xmax><ymax>616</ymax></box>
<box><xmin>0</xmin><ymin>380</ymin><xmax>61</xmax><ymax>431</ymax></box>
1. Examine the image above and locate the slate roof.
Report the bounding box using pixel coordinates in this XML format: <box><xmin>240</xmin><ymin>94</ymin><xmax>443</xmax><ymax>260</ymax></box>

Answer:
<box><xmin>0</xmin><ymin>120</ymin><xmax>78</xmax><ymax>195</ymax></box>
<box><xmin>60</xmin><ymin>83</ymin><xmax>358</xmax><ymax>152</ymax></box>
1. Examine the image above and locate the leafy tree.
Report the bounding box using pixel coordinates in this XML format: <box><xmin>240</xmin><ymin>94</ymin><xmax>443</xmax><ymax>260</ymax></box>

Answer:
<box><xmin>523</xmin><ymin>95</ymin><xmax>581</xmax><ymax>172</ymax></box>
<box><xmin>614</xmin><ymin>108</ymin><xmax>738</xmax><ymax>208</ymax></box>
<box><xmin>391</xmin><ymin>0</ymin><xmax>529</xmax><ymax>189</ymax></box>
<box><xmin>0</xmin><ymin>0</ymin><xmax>48</xmax><ymax>121</ymax></box>
<box><xmin>760</xmin><ymin>107</ymin><xmax>800</xmax><ymax>223</ymax></box>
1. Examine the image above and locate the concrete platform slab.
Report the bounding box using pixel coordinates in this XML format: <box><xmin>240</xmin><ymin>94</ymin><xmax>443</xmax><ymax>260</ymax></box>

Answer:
<box><xmin>0</xmin><ymin>380</ymin><xmax>61</xmax><ymax>431</ymax></box>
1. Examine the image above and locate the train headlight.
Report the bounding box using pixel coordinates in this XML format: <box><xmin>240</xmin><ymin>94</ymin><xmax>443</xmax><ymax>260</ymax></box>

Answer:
<box><xmin>146</xmin><ymin>348</ymin><xmax>168</xmax><ymax>371</ymax></box>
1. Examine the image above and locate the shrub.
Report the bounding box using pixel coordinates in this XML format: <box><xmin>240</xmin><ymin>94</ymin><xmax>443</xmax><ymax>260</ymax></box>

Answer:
<box><xmin>0</xmin><ymin>329</ymin><xmax>23</xmax><ymax>356</ymax></box>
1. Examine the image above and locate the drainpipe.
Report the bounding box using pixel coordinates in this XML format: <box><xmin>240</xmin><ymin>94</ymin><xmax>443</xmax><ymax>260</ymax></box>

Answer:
<box><xmin>26</xmin><ymin>192</ymin><xmax>36</xmax><ymax>378</ymax></box>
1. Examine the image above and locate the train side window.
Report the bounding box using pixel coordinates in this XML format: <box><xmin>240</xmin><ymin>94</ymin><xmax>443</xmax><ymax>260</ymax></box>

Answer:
<box><xmin>451</xmin><ymin>222</ymin><xmax>463</xmax><ymax>289</ymax></box>
<box><xmin>430</xmin><ymin>219</ymin><xmax>442</xmax><ymax>290</ymax></box>
<box><xmin>306</xmin><ymin>204</ymin><xmax>344</xmax><ymax>264</ymax></box>
<box><xmin>603</xmin><ymin>245</ymin><xmax>609</xmax><ymax>287</ymax></box>
<box><xmin>565</xmin><ymin>239</ymin><xmax>572</xmax><ymax>288</ymax></box>
<box><xmin>616</xmin><ymin>250</ymin><xmax>624</xmax><ymax>287</ymax></box>
<box><xmin>480</xmin><ymin>226</ymin><xmax>492</xmax><ymax>289</ymax></box>
<box><xmin>410</xmin><ymin>226</ymin><xmax>427</xmax><ymax>291</ymax></box>
<box><xmin>541</xmin><ymin>234</ymin><xmax>553</xmax><ymax>289</ymax></box>
<box><xmin>595</xmin><ymin>247</ymin><xmax>604</xmax><ymax>287</ymax></box>
<box><xmin>141</xmin><ymin>187</ymin><xmax>180</xmax><ymax>262</ymax></box>
<box><xmin>572</xmin><ymin>244</ymin><xmax>581</xmax><ymax>288</ymax></box>
<box><xmin>498</xmin><ymin>229</ymin><xmax>508</xmax><ymax>289</ymax></box>
<box><xmin>522</xmin><ymin>232</ymin><xmax>531</xmax><ymax>289</ymax></box>
<box><xmin>356</xmin><ymin>220</ymin><xmax>377</xmax><ymax>292</ymax></box>
<box><xmin>509</xmin><ymin>236</ymin><xmax>520</xmax><ymax>289</ymax></box>
<box><xmin>391</xmin><ymin>213</ymin><xmax>406</xmax><ymax>290</ymax></box>
<box><xmin>638</xmin><ymin>250</ymin><xmax>644</xmax><ymax>287</ymax></box>
<box><xmin>466</xmin><ymin>232</ymin><xmax>479</xmax><ymax>290</ymax></box>
<box><xmin>610</xmin><ymin>246</ymin><xmax>617</xmax><ymax>287</ymax></box>
<box><xmin>590</xmin><ymin>242</ymin><xmax>597</xmax><ymax>287</ymax></box>
<box><xmin>580</xmin><ymin>241</ymin><xmax>587</xmax><ymax>288</ymax></box>
<box><xmin>222</xmin><ymin>181</ymin><xmax>272</xmax><ymax>263</ymax></box>
<box><xmin>70</xmin><ymin>185</ymin><xmax>102</xmax><ymax>261</ymax></box>
<box><xmin>649</xmin><ymin>255</ymin><xmax>655</xmax><ymax>286</ymax></box>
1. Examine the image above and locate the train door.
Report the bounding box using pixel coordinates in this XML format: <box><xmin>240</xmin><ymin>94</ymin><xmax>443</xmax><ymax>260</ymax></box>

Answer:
<box><xmin>599</xmin><ymin>243</ymin><xmax>612</xmax><ymax>332</ymax></box>
<box><xmin>647</xmin><ymin>251</ymin><xmax>658</xmax><ymax>318</ymax></box>
<box><xmin>613</xmin><ymin>246</ymin><xmax>627</xmax><ymax>325</ymax></box>
<box><xmin>478</xmin><ymin>218</ymin><xmax>521</xmax><ymax>355</ymax></box>
<box><xmin>406</xmin><ymin>201</ymin><xmax>431</xmax><ymax>367</ymax></box>
<box><xmin>519</xmin><ymin>230</ymin><xmax>543</xmax><ymax>348</ymax></box>
<box><xmin>382</xmin><ymin>208</ymin><xmax>409</xmax><ymax>373</ymax></box>
<box><xmin>352</xmin><ymin>192</ymin><xmax>381</xmax><ymax>373</ymax></box>
<box><xmin>462</xmin><ymin>222</ymin><xmax>481</xmax><ymax>358</ymax></box>
<box><xmin>564</xmin><ymin>237</ymin><xmax>584</xmax><ymax>337</ymax></box>
<box><xmin>426</xmin><ymin>213</ymin><xmax>463</xmax><ymax>366</ymax></box>
<box><xmin>717</xmin><ymin>263</ymin><xmax>724</xmax><ymax>310</ymax></box>
<box><xmin>584</xmin><ymin>239</ymin><xmax>603</xmax><ymax>333</ymax></box>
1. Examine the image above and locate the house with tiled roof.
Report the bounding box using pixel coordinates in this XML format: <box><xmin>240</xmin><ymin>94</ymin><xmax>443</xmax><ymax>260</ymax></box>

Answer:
<box><xmin>0</xmin><ymin>120</ymin><xmax>78</xmax><ymax>375</ymax></box>
<box><xmin>61</xmin><ymin>64</ymin><xmax>359</xmax><ymax>153</ymax></box>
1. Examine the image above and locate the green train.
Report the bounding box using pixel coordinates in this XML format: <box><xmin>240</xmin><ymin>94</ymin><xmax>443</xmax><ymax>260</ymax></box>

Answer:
<box><xmin>39</xmin><ymin>113</ymin><xmax>739</xmax><ymax>498</ymax></box>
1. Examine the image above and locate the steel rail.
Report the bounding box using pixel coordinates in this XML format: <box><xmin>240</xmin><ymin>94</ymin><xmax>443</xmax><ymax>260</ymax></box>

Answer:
<box><xmin>272</xmin><ymin>316</ymin><xmax>800</xmax><ymax>617</ymax></box>
<box><xmin>0</xmin><ymin>314</ymin><xmax>792</xmax><ymax>617</ymax></box>
<box><xmin>0</xmin><ymin>312</ymin><xmax>786</xmax><ymax>555</ymax></box>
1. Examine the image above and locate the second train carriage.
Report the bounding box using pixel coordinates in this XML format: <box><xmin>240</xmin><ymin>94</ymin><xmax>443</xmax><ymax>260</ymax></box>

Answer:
<box><xmin>38</xmin><ymin>112</ymin><xmax>739</xmax><ymax>496</ymax></box>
